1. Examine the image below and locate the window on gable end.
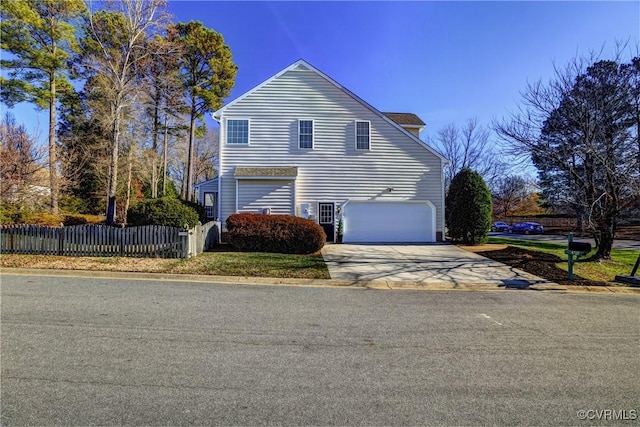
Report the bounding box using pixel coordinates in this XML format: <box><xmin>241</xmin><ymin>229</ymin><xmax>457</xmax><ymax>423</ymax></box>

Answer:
<box><xmin>355</xmin><ymin>120</ymin><xmax>370</xmax><ymax>150</ymax></box>
<box><xmin>299</xmin><ymin>120</ymin><xmax>313</xmax><ymax>149</ymax></box>
<box><xmin>227</xmin><ymin>119</ymin><xmax>249</xmax><ymax>144</ymax></box>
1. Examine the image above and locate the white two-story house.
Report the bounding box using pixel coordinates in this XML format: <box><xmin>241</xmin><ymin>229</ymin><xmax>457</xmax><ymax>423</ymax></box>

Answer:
<box><xmin>196</xmin><ymin>59</ymin><xmax>449</xmax><ymax>243</ymax></box>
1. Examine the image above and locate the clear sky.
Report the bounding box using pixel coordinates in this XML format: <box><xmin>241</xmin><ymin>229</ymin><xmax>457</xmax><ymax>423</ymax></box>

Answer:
<box><xmin>4</xmin><ymin>1</ymin><xmax>639</xmax><ymax>147</ymax></box>
<box><xmin>167</xmin><ymin>0</ymin><xmax>639</xmax><ymax>141</ymax></box>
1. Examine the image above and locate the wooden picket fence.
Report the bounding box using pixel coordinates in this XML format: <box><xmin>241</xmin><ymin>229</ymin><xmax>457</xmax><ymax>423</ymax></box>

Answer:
<box><xmin>0</xmin><ymin>222</ymin><xmax>220</xmax><ymax>258</ymax></box>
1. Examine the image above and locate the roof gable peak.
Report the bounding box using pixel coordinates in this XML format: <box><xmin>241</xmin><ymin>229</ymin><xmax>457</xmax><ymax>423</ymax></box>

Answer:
<box><xmin>213</xmin><ymin>59</ymin><xmax>448</xmax><ymax>164</ymax></box>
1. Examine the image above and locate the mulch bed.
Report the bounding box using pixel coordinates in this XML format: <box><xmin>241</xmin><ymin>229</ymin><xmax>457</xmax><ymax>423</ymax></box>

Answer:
<box><xmin>480</xmin><ymin>246</ymin><xmax>610</xmax><ymax>286</ymax></box>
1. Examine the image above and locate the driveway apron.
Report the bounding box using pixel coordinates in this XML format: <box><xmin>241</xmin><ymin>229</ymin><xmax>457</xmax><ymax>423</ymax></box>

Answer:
<box><xmin>321</xmin><ymin>243</ymin><xmax>550</xmax><ymax>286</ymax></box>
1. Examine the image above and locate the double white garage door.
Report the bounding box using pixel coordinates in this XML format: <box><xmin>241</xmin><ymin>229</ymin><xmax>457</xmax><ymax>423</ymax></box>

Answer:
<box><xmin>342</xmin><ymin>200</ymin><xmax>436</xmax><ymax>243</ymax></box>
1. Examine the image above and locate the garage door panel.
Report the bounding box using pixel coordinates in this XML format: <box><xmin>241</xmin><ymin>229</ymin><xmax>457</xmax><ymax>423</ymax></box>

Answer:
<box><xmin>343</xmin><ymin>201</ymin><xmax>435</xmax><ymax>243</ymax></box>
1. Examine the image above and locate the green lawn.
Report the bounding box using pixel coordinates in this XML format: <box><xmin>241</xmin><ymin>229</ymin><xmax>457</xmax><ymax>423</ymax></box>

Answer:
<box><xmin>487</xmin><ymin>237</ymin><xmax>638</xmax><ymax>282</ymax></box>
<box><xmin>169</xmin><ymin>251</ymin><xmax>330</xmax><ymax>279</ymax></box>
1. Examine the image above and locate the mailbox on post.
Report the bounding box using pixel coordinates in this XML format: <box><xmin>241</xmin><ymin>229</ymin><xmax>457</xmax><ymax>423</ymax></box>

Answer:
<box><xmin>564</xmin><ymin>233</ymin><xmax>592</xmax><ymax>280</ymax></box>
<box><xmin>568</xmin><ymin>241</ymin><xmax>592</xmax><ymax>253</ymax></box>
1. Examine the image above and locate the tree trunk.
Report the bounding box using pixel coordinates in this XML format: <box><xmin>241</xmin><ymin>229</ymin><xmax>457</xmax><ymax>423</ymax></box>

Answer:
<box><xmin>151</xmin><ymin>99</ymin><xmax>159</xmax><ymax>198</ymax></box>
<box><xmin>162</xmin><ymin>115</ymin><xmax>168</xmax><ymax>197</ymax></box>
<box><xmin>185</xmin><ymin>103</ymin><xmax>196</xmax><ymax>202</ymax></box>
<box><xmin>124</xmin><ymin>143</ymin><xmax>133</xmax><ymax>224</ymax></box>
<box><xmin>49</xmin><ymin>74</ymin><xmax>58</xmax><ymax>215</ymax></box>
<box><xmin>106</xmin><ymin>110</ymin><xmax>120</xmax><ymax>225</ymax></box>
<box><xmin>594</xmin><ymin>218</ymin><xmax>614</xmax><ymax>260</ymax></box>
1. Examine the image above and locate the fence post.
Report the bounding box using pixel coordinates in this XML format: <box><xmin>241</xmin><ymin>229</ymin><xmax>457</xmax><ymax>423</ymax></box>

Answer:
<box><xmin>178</xmin><ymin>224</ymin><xmax>190</xmax><ymax>258</ymax></box>
<box><xmin>119</xmin><ymin>228</ymin><xmax>124</xmax><ymax>257</ymax></box>
<box><xmin>58</xmin><ymin>225</ymin><xmax>64</xmax><ymax>255</ymax></box>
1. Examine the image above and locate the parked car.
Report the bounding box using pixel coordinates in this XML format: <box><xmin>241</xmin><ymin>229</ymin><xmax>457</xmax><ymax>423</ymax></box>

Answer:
<box><xmin>491</xmin><ymin>221</ymin><xmax>511</xmax><ymax>232</ymax></box>
<box><xmin>511</xmin><ymin>222</ymin><xmax>544</xmax><ymax>234</ymax></box>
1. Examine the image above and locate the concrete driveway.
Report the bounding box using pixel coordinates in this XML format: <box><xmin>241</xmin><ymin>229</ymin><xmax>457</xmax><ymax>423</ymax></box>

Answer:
<box><xmin>321</xmin><ymin>243</ymin><xmax>550</xmax><ymax>286</ymax></box>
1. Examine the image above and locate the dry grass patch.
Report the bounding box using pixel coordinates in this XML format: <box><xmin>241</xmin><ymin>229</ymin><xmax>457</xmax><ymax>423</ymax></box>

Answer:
<box><xmin>1</xmin><ymin>250</ymin><xmax>330</xmax><ymax>280</ymax></box>
<box><xmin>1</xmin><ymin>254</ymin><xmax>177</xmax><ymax>272</ymax></box>
<box><xmin>458</xmin><ymin>243</ymin><xmax>508</xmax><ymax>253</ymax></box>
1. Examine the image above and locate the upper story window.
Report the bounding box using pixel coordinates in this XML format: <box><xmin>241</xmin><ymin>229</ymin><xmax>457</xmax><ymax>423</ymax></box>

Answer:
<box><xmin>226</xmin><ymin>119</ymin><xmax>249</xmax><ymax>145</ymax></box>
<box><xmin>355</xmin><ymin>120</ymin><xmax>370</xmax><ymax>150</ymax></box>
<box><xmin>299</xmin><ymin>120</ymin><xmax>314</xmax><ymax>149</ymax></box>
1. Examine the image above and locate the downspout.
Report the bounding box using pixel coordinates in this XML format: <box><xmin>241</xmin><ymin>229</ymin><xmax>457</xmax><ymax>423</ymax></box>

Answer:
<box><xmin>214</xmin><ymin>112</ymin><xmax>223</xmax><ymax>223</ymax></box>
<box><xmin>441</xmin><ymin>158</ymin><xmax>447</xmax><ymax>241</ymax></box>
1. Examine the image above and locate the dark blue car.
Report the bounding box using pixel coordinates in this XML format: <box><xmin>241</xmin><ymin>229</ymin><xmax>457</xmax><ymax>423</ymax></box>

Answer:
<box><xmin>491</xmin><ymin>221</ymin><xmax>511</xmax><ymax>232</ymax></box>
<box><xmin>511</xmin><ymin>222</ymin><xmax>544</xmax><ymax>234</ymax></box>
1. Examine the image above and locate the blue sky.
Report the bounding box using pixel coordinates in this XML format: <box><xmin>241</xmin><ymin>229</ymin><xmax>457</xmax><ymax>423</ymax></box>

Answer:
<box><xmin>168</xmin><ymin>0</ymin><xmax>639</xmax><ymax>141</ymax></box>
<box><xmin>4</xmin><ymin>1</ymin><xmax>639</xmax><ymax>147</ymax></box>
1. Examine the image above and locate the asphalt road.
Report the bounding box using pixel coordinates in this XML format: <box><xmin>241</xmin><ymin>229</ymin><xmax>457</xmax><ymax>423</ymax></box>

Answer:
<box><xmin>2</xmin><ymin>274</ymin><xmax>639</xmax><ymax>426</ymax></box>
<box><xmin>490</xmin><ymin>232</ymin><xmax>640</xmax><ymax>251</ymax></box>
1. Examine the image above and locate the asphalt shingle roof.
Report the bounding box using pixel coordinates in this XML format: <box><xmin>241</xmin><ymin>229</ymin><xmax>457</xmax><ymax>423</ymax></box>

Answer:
<box><xmin>234</xmin><ymin>167</ymin><xmax>298</xmax><ymax>177</ymax></box>
<box><xmin>383</xmin><ymin>112</ymin><xmax>426</xmax><ymax>127</ymax></box>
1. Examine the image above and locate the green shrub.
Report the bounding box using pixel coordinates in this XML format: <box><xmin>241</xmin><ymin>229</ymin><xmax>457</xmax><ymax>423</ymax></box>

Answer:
<box><xmin>127</xmin><ymin>198</ymin><xmax>199</xmax><ymax>229</ymax></box>
<box><xmin>226</xmin><ymin>213</ymin><xmax>326</xmax><ymax>254</ymax></box>
<box><xmin>0</xmin><ymin>202</ymin><xmax>19</xmax><ymax>224</ymax></box>
<box><xmin>446</xmin><ymin>168</ymin><xmax>492</xmax><ymax>245</ymax></box>
<box><xmin>59</xmin><ymin>194</ymin><xmax>87</xmax><ymax>214</ymax></box>
<box><xmin>180</xmin><ymin>199</ymin><xmax>208</xmax><ymax>224</ymax></box>
<box><xmin>61</xmin><ymin>213</ymin><xmax>107</xmax><ymax>226</ymax></box>
<box><xmin>29</xmin><ymin>212</ymin><xmax>64</xmax><ymax>226</ymax></box>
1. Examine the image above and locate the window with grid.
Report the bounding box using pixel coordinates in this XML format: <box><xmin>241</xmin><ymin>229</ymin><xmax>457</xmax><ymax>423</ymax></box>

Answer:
<box><xmin>319</xmin><ymin>204</ymin><xmax>333</xmax><ymax>224</ymax></box>
<box><xmin>226</xmin><ymin>119</ymin><xmax>249</xmax><ymax>144</ymax></box>
<box><xmin>299</xmin><ymin>120</ymin><xmax>313</xmax><ymax>149</ymax></box>
<box><xmin>356</xmin><ymin>121</ymin><xmax>370</xmax><ymax>150</ymax></box>
<box><xmin>203</xmin><ymin>192</ymin><xmax>217</xmax><ymax>218</ymax></box>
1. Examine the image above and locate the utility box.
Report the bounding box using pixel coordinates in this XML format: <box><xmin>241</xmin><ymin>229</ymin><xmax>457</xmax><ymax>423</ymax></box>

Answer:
<box><xmin>299</xmin><ymin>203</ymin><xmax>309</xmax><ymax>219</ymax></box>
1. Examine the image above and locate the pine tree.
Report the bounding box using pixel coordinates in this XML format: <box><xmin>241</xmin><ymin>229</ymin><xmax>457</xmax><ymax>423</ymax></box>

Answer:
<box><xmin>173</xmin><ymin>21</ymin><xmax>237</xmax><ymax>201</ymax></box>
<box><xmin>0</xmin><ymin>0</ymin><xmax>87</xmax><ymax>214</ymax></box>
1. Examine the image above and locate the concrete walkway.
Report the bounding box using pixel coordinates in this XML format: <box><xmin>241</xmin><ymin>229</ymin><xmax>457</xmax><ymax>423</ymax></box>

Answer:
<box><xmin>321</xmin><ymin>243</ymin><xmax>551</xmax><ymax>286</ymax></box>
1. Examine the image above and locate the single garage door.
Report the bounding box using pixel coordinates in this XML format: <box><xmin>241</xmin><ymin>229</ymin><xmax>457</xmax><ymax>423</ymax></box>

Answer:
<box><xmin>342</xmin><ymin>200</ymin><xmax>435</xmax><ymax>243</ymax></box>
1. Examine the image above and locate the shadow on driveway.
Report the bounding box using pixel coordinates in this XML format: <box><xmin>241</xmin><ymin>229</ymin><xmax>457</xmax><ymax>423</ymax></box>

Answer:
<box><xmin>321</xmin><ymin>243</ymin><xmax>551</xmax><ymax>287</ymax></box>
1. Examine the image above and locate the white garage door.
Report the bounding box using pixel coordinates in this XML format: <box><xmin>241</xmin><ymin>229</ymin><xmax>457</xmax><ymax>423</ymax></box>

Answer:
<box><xmin>342</xmin><ymin>200</ymin><xmax>435</xmax><ymax>243</ymax></box>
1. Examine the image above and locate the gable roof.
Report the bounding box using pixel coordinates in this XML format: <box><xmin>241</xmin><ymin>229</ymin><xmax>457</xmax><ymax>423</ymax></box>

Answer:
<box><xmin>213</xmin><ymin>59</ymin><xmax>449</xmax><ymax>164</ymax></box>
<box><xmin>383</xmin><ymin>112</ymin><xmax>426</xmax><ymax>128</ymax></box>
<box><xmin>194</xmin><ymin>177</ymin><xmax>219</xmax><ymax>188</ymax></box>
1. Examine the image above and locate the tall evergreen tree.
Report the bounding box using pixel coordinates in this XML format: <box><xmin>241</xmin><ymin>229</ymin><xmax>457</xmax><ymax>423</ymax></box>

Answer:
<box><xmin>142</xmin><ymin>33</ymin><xmax>185</xmax><ymax>198</ymax></box>
<box><xmin>446</xmin><ymin>168</ymin><xmax>493</xmax><ymax>245</ymax></box>
<box><xmin>173</xmin><ymin>21</ymin><xmax>236</xmax><ymax>201</ymax></box>
<box><xmin>0</xmin><ymin>0</ymin><xmax>87</xmax><ymax>214</ymax></box>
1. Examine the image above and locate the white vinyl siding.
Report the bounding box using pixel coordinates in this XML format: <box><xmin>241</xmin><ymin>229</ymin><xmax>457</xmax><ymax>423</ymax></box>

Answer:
<box><xmin>298</xmin><ymin>119</ymin><xmax>313</xmax><ymax>149</ymax></box>
<box><xmin>226</xmin><ymin>119</ymin><xmax>249</xmax><ymax>144</ymax></box>
<box><xmin>237</xmin><ymin>180</ymin><xmax>294</xmax><ymax>215</ymax></box>
<box><xmin>355</xmin><ymin>120</ymin><xmax>370</xmax><ymax>150</ymax></box>
<box><xmin>218</xmin><ymin>65</ymin><xmax>445</xmax><ymax>235</ymax></box>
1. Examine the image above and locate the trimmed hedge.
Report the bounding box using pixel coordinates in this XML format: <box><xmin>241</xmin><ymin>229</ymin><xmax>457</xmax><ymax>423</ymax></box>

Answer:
<box><xmin>127</xmin><ymin>198</ymin><xmax>199</xmax><ymax>229</ymax></box>
<box><xmin>226</xmin><ymin>213</ymin><xmax>326</xmax><ymax>254</ymax></box>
